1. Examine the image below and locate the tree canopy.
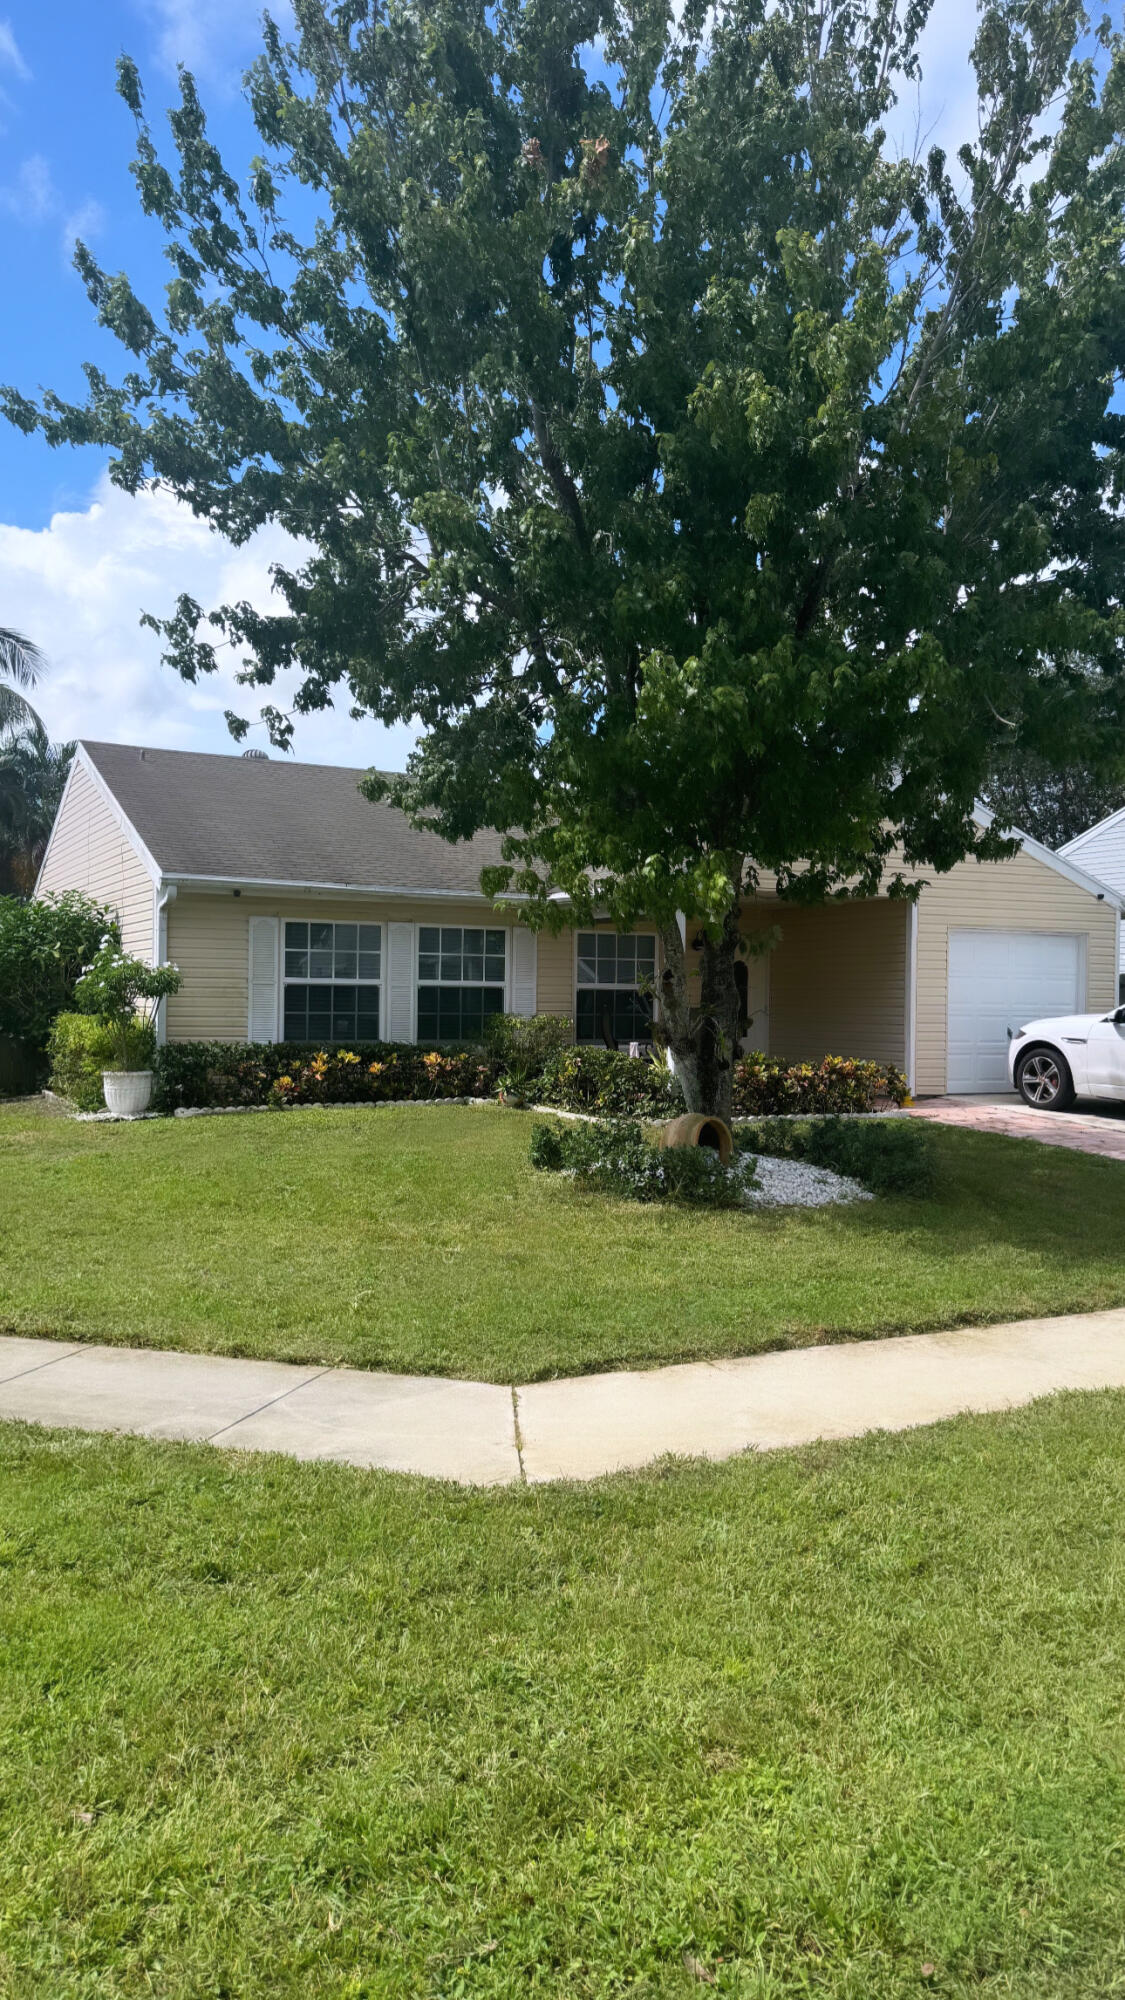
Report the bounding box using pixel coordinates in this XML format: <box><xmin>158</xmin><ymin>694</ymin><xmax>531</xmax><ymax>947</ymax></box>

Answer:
<box><xmin>5</xmin><ymin>0</ymin><xmax>1125</xmax><ymax>1108</ymax></box>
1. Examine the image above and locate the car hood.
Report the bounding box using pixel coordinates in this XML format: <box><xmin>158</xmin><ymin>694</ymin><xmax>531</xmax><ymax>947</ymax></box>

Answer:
<box><xmin>1014</xmin><ymin>1012</ymin><xmax>1106</xmax><ymax>1039</ymax></box>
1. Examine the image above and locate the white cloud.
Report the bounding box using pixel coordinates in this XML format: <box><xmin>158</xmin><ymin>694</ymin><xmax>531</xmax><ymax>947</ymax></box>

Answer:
<box><xmin>0</xmin><ymin>153</ymin><xmax>55</xmax><ymax>224</ymax></box>
<box><xmin>0</xmin><ymin>472</ymin><xmax>419</xmax><ymax>770</ymax></box>
<box><xmin>0</xmin><ymin>20</ymin><xmax>29</xmax><ymax>81</ymax></box>
<box><xmin>60</xmin><ymin>197</ymin><xmax>106</xmax><ymax>265</ymax></box>
<box><xmin>0</xmin><ymin>157</ymin><xmax>104</xmax><ymax>270</ymax></box>
<box><xmin>139</xmin><ymin>0</ymin><xmax>295</xmax><ymax>85</ymax></box>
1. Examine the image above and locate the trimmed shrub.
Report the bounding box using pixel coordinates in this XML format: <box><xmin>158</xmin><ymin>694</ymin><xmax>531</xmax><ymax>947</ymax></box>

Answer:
<box><xmin>737</xmin><ymin>1115</ymin><xmax>935</xmax><ymax>1197</ymax></box>
<box><xmin>269</xmin><ymin>1046</ymin><xmax>496</xmax><ymax>1107</ymax></box>
<box><xmin>535</xmin><ymin>1046</ymin><xmax>681</xmax><ymax>1117</ymax></box>
<box><xmin>485</xmin><ymin>1012</ymin><xmax>574</xmax><ymax>1095</ymax></box>
<box><xmin>529</xmin><ymin>1118</ymin><xmax>749</xmax><ymax>1206</ymax></box>
<box><xmin>152</xmin><ymin>1039</ymin><xmax>499</xmax><ymax>1112</ymax></box>
<box><xmin>48</xmin><ymin>1012</ymin><xmax>157</xmax><ymax>1113</ymax></box>
<box><xmin>732</xmin><ymin>1053</ymin><xmax>909</xmax><ymax>1117</ymax></box>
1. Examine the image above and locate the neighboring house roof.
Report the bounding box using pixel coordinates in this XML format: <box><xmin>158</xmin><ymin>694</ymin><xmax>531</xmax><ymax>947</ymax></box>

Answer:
<box><xmin>1060</xmin><ymin>801</ymin><xmax>1125</xmax><ymax>883</ymax></box>
<box><xmin>76</xmin><ymin>740</ymin><xmax>508</xmax><ymax>896</ymax></box>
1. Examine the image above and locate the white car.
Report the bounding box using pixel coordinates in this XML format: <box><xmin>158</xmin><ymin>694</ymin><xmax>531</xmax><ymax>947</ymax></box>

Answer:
<box><xmin>1008</xmin><ymin>1006</ymin><xmax>1125</xmax><ymax>1109</ymax></box>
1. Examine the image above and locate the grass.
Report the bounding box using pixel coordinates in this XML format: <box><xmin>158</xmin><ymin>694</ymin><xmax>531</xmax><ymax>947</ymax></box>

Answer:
<box><xmin>2</xmin><ymin>1396</ymin><xmax>1125</xmax><ymax>1994</ymax></box>
<box><xmin>3</xmin><ymin>1099</ymin><xmax>1125</xmax><ymax>1380</ymax></box>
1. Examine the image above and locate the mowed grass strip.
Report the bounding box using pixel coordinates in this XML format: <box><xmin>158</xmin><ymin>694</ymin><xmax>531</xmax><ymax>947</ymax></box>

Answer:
<box><xmin>3</xmin><ymin>1100</ymin><xmax>1125</xmax><ymax>1380</ymax></box>
<box><xmin>2</xmin><ymin>1396</ymin><xmax>1125</xmax><ymax>1996</ymax></box>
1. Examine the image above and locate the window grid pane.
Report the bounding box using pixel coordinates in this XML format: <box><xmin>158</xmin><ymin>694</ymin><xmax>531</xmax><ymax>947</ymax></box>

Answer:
<box><xmin>417</xmin><ymin>985</ymin><xmax>505</xmax><ymax>1043</ymax></box>
<box><xmin>574</xmin><ymin>932</ymin><xmax>656</xmax><ymax>1045</ymax></box>
<box><xmin>283</xmin><ymin>920</ymin><xmax>381</xmax><ymax>1044</ymax></box>
<box><xmin>575</xmin><ymin>933</ymin><xmax>657</xmax><ymax>989</ymax></box>
<box><xmin>415</xmin><ymin>926</ymin><xmax>506</xmax><ymax>1044</ymax></box>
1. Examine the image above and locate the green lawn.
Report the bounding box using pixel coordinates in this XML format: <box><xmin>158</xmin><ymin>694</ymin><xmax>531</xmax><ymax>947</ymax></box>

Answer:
<box><xmin>2</xmin><ymin>1396</ymin><xmax>1125</xmax><ymax>1995</ymax></box>
<box><xmin>2</xmin><ymin>1099</ymin><xmax>1125</xmax><ymax>1380</ymax></box>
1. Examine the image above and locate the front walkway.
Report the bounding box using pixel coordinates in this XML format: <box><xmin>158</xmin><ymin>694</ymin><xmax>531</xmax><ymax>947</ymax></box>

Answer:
<box><xmin>909</xmin><ymin>1094</ymin><xmax>1125</xmax><ymax>1159</ymax></box>
<box><xmin>3</xmin><ymin>1308</ymin><xmax>1125</xmax><ymax>1485</ymax></box>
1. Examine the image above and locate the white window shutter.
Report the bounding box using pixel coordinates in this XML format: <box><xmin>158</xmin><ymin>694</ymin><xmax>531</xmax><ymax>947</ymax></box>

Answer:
<box><xmin>385</xmin><ymin>921</ymin><xmax>415</xmax><ymax>1041</ymax></box>
<box><xmin>248</xmin><ymin>916</ymin><xmax>280</xmax><ymax>1042</ymax></box>
<box><xmin>509</xmin><ymin>926</ymin><xmax>537</xmax><ymax>1017</ymax></box>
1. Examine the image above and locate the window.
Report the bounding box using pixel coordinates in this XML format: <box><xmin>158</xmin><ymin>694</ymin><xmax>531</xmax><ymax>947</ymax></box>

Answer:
<box><xmin>576</xmin><ymin>933</ymin><xmax>656</xmax><ymax>1045</ymax></box>
<box><xmin>282</xmin><ymin>920</ymin><xmax>381</xmax><ymax>1043</ymax></box>
<box><xmin>417</xmin><ymin>925</ymin><xmax>506</xmax><ymax>1042</ymax></box>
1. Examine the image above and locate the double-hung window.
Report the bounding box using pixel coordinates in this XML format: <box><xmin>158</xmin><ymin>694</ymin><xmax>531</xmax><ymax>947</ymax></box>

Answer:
<box><xmin>417</xmin><ymin>926</ymin><xmax>506</xmax><ymax>1042</ymax></box>
<box><xmin>576</xmin><ymin>933</ymin><xmax>657</xmax><ymax>1045</ymax></box>
<box><xmin>283</xmin><ymin>921</ymin><xmax>382</xmax><ymax>1043</ymax></box>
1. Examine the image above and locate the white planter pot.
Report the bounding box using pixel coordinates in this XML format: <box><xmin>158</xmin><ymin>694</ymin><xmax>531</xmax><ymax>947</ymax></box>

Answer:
<box><xmin>102</xmin><ymin>1070</ymin><xmax>154</xmax><ymax>1116</ymax></box>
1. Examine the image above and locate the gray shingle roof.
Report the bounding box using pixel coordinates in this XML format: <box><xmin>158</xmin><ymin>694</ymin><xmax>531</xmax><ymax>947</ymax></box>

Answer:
<box><xmin>81</xmin><ymin>741</ymin><xmax>507</xmax><ymax>895</ymax></box>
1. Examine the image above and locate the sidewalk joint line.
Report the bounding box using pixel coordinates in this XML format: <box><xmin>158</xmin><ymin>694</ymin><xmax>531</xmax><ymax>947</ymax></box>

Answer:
<box><xmin>510</xmin><ymin>1385</ymin><xmax>527</xmax><ymax>1483</ymax></box>
<box><xmin>205</xmin><ymin>1365</ymin><xmax>335</xmax><ymax>1444</ymax></box>
<box><xmin>0</xmin><ymin>1343</ymin><xmax>84</xmax><ymax>1390</ymax></box>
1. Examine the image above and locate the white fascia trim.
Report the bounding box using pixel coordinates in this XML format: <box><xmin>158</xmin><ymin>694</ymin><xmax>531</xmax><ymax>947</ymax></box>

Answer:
<box><xmin>1059</xmin><ymin>799</ymin><xmax>1125</xmax><ymax>856</ymax></box>
<box><xmin>972</xmin><ymin>804</ymin><xmax>1125</xmax><ymax>909</ymax></box>
<box><xmin>71</xmin><ymin>743</ymin><xmax>164</xmax><ymax>885</ymax></box>
<box><xmin>166</xmin><ymin>872</ymin><xmax>529</xmax><ymax>902</ymax></box>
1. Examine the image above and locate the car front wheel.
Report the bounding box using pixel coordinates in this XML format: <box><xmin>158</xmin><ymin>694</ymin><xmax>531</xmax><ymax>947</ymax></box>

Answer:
<box><xmin>1016</xmin><ymin>1046</ymin><xmax>1076</xmax><ymax>1112</ymax></box>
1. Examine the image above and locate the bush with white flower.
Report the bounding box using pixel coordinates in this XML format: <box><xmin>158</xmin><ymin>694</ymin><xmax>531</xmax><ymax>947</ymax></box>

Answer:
<box><xmin>74</xmin><ymin>938</ymin><xmax>182</xmax><ymax>1072</ymax></box>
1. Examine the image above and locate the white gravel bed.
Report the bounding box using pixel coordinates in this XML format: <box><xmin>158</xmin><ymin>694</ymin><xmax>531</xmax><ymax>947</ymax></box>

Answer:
<box><xmin>739</xmin><ymin>1153</ymin><xmax>874</xmax><ymax>1209</ymax></box>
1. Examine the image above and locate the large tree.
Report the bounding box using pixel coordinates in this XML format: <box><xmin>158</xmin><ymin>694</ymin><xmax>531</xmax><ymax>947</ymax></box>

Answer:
<box><xmin>6</xmin><ymin>0</ymin><xmax>1125</xmax><ymax>1114</ymax></box>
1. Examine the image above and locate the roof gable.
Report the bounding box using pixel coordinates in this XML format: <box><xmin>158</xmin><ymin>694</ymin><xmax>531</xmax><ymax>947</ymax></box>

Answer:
<box><xmin>79</xmin><ymin>741</ymin><xmax>507</xmax><ymax>897</ymax></box>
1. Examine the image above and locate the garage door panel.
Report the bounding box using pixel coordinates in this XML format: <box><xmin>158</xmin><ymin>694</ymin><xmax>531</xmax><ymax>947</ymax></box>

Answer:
<box><xmin>947</xmin><ymin>931</ymin><xmax>1082</xmax><ymax>1093</ymax></box>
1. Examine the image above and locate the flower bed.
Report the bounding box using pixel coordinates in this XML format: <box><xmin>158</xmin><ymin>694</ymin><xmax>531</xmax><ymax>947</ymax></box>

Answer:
<box><xmin>732</xmin><ymin>1054</ymin><xmax>909</xmax><ymax>1116</ymax></box>
<box><xmin>151</xmin><ymin>1036</ymin><xmax>909</xmax><ymax>1118</ymax></box>
<box><xmin>152</xmin><ymin>1039</ymin><xmax>498</xmax><ymax>1112</ymax></box>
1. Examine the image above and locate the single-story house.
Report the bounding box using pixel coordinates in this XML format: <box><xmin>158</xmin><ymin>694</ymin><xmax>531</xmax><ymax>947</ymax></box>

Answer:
<box><xmin>1060</xmin><ymin>805</ymin><xmax>1125</xmax><ymax>989</ymax></box>
<box><xmin>37</xmin><ymin>740</ymin><xmax>1123</xmax><ymax>1095</ymax></box>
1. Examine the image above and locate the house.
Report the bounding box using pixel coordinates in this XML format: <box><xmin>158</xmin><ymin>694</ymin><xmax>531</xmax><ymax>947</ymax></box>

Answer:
<box><xmin>1059</xmin><ymin>806</ymin><xmax>1125</xmax><ymax>995</ymax></box>
<box><xmin>36</xmin><ymin>740</ymin><xmax>1122</xmax><ymax>1095</ymax></box>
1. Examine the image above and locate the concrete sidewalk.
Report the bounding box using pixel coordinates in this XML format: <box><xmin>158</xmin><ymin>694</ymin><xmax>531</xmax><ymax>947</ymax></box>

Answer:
<box><xmin>4</xmin><ymin>1308</ymin><xmax>1125</xmax><ymax>1484</ymax></box>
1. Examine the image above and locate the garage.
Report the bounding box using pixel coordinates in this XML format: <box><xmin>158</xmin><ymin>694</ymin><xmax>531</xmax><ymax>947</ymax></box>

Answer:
<box><xmin>946</xmin><ymin>930</ymin><xmax>1084</xmax><ymax>1093</ymax></box>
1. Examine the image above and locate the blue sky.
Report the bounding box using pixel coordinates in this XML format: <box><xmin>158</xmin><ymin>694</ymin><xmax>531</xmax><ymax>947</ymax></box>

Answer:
<box><xmin>0</xmin><ymin>0</ymin><xmax>420</xmax><ymax>764</ymax></box>
<box><xmin>0</xmin><ymin>0</ymin><xmax>985</xmax><ymax>764</ymax></box>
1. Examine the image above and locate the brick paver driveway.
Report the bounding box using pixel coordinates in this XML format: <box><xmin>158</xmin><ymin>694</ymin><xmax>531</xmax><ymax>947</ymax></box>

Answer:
<box><xmin>909</xmin><ymin>1095</ymin><xmax>1125</xmax><ymax>1160</ymax></box>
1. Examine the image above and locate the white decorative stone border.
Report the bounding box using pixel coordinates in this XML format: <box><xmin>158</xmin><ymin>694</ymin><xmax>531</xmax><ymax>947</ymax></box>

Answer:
<box><xmin>52</xmin><ymin>1088</ymin><xmax>905</xmax><ymax>1126</ymax></box>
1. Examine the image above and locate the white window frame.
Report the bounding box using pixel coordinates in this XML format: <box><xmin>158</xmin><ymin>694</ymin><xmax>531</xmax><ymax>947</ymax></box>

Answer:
<box><xmin>574</xmin><ymin>930</ymin><xmax>659</xmax><ymax>1045</ymax></box>
<box><xmin>282</xmin><ymin>918</ymin><xmax>383</xmax><ymax>1043</ymax></box>
<box><xmin>416</xmin><ymin>922</ymin><xmax>508</xmax><ymax>1043</ymax></box>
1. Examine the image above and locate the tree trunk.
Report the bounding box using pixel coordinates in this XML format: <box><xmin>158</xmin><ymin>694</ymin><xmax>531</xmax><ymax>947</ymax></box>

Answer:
<box><xmin>658</xmin><ymin>892</ymin><xmax>743</xmax><ymax>1123</ymax></box>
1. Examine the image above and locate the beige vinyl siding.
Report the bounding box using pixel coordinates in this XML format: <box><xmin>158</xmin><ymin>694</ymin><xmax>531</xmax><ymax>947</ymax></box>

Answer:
<box><xmin>37</xmin><ymin>761</ymin><xmax>154</xmax><ymax>959</ymax></box>
<box><xmin>750</xmin><ymin>899</ymin><xmax>909</xmax><ymax>1069</ymax></box>
<box><xmin>906</xmin><ymin>848</ymin><xmax>1118</xmax><ymax>1096</ymax></box>
<box><xmin>165</xmin><ymin>893</ymin><xmax>551</xmax><ymax>1043</ymax></box>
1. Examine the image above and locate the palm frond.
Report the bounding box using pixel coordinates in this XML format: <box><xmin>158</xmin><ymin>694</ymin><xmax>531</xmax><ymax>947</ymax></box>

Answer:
<box><xmin>0</xmin><ymin>628</ymin><xmax>46</xmax><ymax>690</ymax></box>
<box><xmin>0</xmin><ymin>684</ymin><xmax>44</xmax><ymax>738</ymax></box>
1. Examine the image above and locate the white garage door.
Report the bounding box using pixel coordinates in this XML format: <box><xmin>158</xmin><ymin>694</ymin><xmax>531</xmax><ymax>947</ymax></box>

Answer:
<box><xmin>947</xmin><ymin>930</ymin><xmax>1083</xmax><ymax>1093</ymax></box>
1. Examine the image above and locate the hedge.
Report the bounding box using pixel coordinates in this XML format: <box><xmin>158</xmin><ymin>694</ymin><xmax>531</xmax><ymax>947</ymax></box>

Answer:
<box><xmin>152</xmin><ymin>1039</ymin><xmax>499</xmax><ymax>1112</ymax></box>
<box><xmin>534</xmin><ymin>1046</ymin><xmax>682</xmax><ymax>1117</ymax></box>
<box><xmin>48</xmin><ymin>1012</ymin><xmax>157</xmax><ymax>1114</ymax></box>
<box><xmin>149</xmin><ymin>1038</ymin><xmax>909</xmax><ymax>1118</ymax></box>
<box><xmin>731</xmin><ymin>1053</ymin><xmax>909</xmax><ymax>1116</ymax></box>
